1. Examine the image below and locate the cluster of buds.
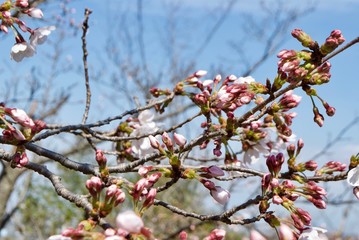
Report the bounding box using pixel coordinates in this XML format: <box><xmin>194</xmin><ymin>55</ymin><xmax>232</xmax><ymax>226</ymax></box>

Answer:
<box><xmin>1</xmin><ymin>106</ymin><xmax>46</xmax><ymax>169</ymax></box>
<box><xmin>148</xmin><ymin>132</ymin><xmax>187</xmax><ymax>169</ymax></box>
<box><xmin>131</xmin><ymin>172</ymin><xmax>161</xmax><ymax>212</ymax></box>
<box><xmin>266</xmin><ymin>153</ymin><xmax>285</xmax><ymax>178</ymax></box>
<box><xmin>315</xmin><ymin>161</ymin><xmax>347</xmax><ymax>175</ymax></box>
<box><xmin>262</xmin><ymin>155</ymin><xmax>327</xmax><ymax>231</ymax></box>
<box><xmin>212</xmin><ymin>75</ymin><xmax>266</xmax><ymax>114</ymax></box>
<box><xmin>1</xmin><ymin>106</ymin><xmax>46</xmax><ymax>143</ymax></box>
<box><xmin>276</xmin><ymin>49</ymin><xmax>311</xmax><ymax>84</ymax></box>
<box><xmin>320</xmin><ymin>30</ymin><xmax>346</xmax><ymax>56</ymax></box>
<box><xmin>0</xmin><ymin>0</ymin><xmax>55</xmax><ymax>61</ymax></box>
<box><xmin>267</xmin><ymin>90</ymin><xmax>301</xmax><ymax>137</ymax></box>
<box><xmin>85</xmin><ymin>176</ymin><xmax>126</xmax><ymax>218</ymax></box>
<box><xmin>276</xmin><ymin>29</ymin><xmax>345</xmax><ymax>88</ymax></box>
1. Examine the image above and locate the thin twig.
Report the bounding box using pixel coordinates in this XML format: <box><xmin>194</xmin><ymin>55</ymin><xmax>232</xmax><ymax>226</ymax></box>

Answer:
<box><xmin>81</xmin><ymin>8</ymin><xmax>93</xmax><ymax>124</ymax></box>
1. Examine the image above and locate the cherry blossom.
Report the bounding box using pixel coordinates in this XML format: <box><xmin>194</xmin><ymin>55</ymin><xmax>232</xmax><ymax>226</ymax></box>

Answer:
<box><xmin>243</xmin><ymin>140</ymin><xmax>269</xmax><ymax>165</ymax></box>
<box><xmin>10</xmin><ymin>41</ymin><xmax>35</xmax><ymax>62</ymax></box>
<box><xmin>30</xmin><ymin>26</ymin><xmax>56</xmax><ymax>46</ymax></box>
<box><xmin>298</xmin><ymin>227</ymin><xmax>327</xmax><ymax>240</ymax></box>
<box><xmin>131</xmin><ymin>110</ymin><xmax>159</xmax><ymax>157</ymax></box>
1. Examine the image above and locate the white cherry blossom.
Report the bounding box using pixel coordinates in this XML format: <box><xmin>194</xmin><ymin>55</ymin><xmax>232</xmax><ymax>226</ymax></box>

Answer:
<box><xmin>298</xmin><ymin>227</ymin><xmax>327</xmax><ymax>240</ymax></box>
<box><xmin>10</xmin><ymin>42</ymin><xmax>35</xmax><ymax>62</ymax></box>
<box><xmin>30</xmin><ymin>26</ymin><xmax>56</xmax><ymax>46</ymax></box>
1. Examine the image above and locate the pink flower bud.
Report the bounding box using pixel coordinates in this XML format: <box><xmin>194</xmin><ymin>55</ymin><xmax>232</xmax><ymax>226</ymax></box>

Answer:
<box><xmin>210</xmin><ymin>186</ymin><xmax>230</xmax><ymax>205</ymax></box>
<box><xmin>147</xmin><ymin>172</ymin><xmax>162</xmax><ymax>185</ymax></box>
<box><xmin>161</xmin><ymin>132</ymin><xmax>173</xmax><ymax>150</ymax></box>
<box><xmin>86</xmin><ymin>176</ymin><xmax>103</xmax><ymax>195</ymax></box>
<box><xmin>291</xmin><ymin>28</ymin><xmax>316</xmax><ymax>49</ymax></box>
<box><xmin>13</xmin><ymin>152</ymin><xmax>29</xmax><ymax>168</ymax></box>
<box><xmin>143</xmin><ymin>188</ymin><xmax>157</xmax><ymax>209</ymax></box>
<box><xmin>26</xmin><ymin>8</ymin><xmax>43</xmax><ymax>18</ymax></box>
<box><xmin>95</xmin><ymin>149</ymin><xmax>107</xmax><ymax>166</ymax></box>
<box><xmin>179</xmin><ymin>231</ymin><xmax>188</xmax><ymax>240</ymax></box>
<box><xmin>272</xmin><ymin>195</ymin><xmax>283</xmax><ymax>205</ymax></box>
<box><xmin>5</xmin><ymin>108</ymin><xmax>35</xmax><ymax>129</ymax></box>
<box><xmin>148</xmin><ymin>135</ymin><xmax>160</xmax><ymax>149</ymax></box>
<box><xmin>194</xmin><ymin>70</ymin><xmax>207</xmax><ymax>78</ymax></box>
<box><xmin>106</xmin><ymin>185</ymin><xmax>118</xmax><ymax>199</ymax></box>
<box><xmin>114</xmin><ymin>189</ymin><xmax>126</xmax><ymax>206</ymax></box>
<box><xmin>173</xmin><ymin>132</ymin><xmax>187</xmax><ymax>147</ymax></box>
<box><xmin>116</xmin><ymin>211</ymin><xmax>144</xmax><ymax>234</ymax></box>
<box><xmin>204</xmin><ymin>229</ymin><xmax>226</xmax><ymax>240</ymax></box>
<box><xmin>138</xmin><ymin>166</ymin><xmax>153</xmax><ymax>177</ymax></box>
<box><xmin>201</xmin><ymin>179</ymin><xmax>216</xmax><ymax>190</ymax></box>
<box><xmin>305</xmin><ymin>160</ymin><xmax>317</xmax><ymax>171</ymax></box>
<box><xmin>15</xmin><ymin>0</ymin><xmax>29</xmax><ymax>8</ymax></box>
<box><xmin>297</xmin><ymin>138</ymin><xmax>304</xmax><ymax>149</ymax></box>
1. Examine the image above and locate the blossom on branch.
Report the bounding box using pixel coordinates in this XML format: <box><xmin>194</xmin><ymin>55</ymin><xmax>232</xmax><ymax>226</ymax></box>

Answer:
<box><xmin>116</xmin><ymin>210</ymin><xmax>144</xmax><ymax>234</ymax></box>
<box><xmin>131</xmin><ymin>110</ymin><xmax>159</xmax><ymax>157</ymax></box>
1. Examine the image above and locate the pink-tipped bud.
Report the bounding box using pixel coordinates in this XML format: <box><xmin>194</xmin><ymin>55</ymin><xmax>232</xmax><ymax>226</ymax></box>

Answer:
<box><xmin>143</xmin><ymin>188</ymin><xmax>157</xmax><ymax>209</ymax></box>
<box><xmin>86</xmin><ymin>176</ymin><xmax>103</xmax><ymax>196</ymax></box>
<box><xmin>313</xmin><ymin>107</ymin><xmax>324</xmax><ymax>127</ymax></box>
<box><xmin>95</xmin><ymin>149</ymin><xmax>107</xmax><ymax>166</ymax></box>
<box><xmin>305</xmin><ymin>160</ymin><xmax>317</xmax><ymax>171</ymax></box>
<box><xmin>272</xmin><ymin>195</ymin><xmax>283</xmax><ymax>204</ymax></box>
<box><xmin>205</xmin><ymin>229</ymin><xmax>226</xmax><ymax>240</ymax></box>
<box><xmin>173</xmin><ymin>132</ymin><xmax>187</xmax><ymax>147</ymax></box>
<box><xmin>147</xmin><ymin>172</ymin><xmax>162</xmax><ymax>185</ymax></box>
<box><xmin>26</xmin><ymin>8</ymin><xmax>44</xmax><ymax>18</ymax></box>
<box><xmin>15</xmin><ymin>0</ymin><xmax>29</xmax><ymax>8</ymax></box>
<box><xmin>5</xmin><ymin>108</ymin><xmax>35</xmax><ymax>129</ymax></box>
<box><xmin>179</xmin><ymin>231</ymin><xmax>188</xmax><ymax>240</ymax></box>
<box><xmin>12</xmin><ymin>152</ymin><xmax>29</xmax><ymax>168</ymax></box>
<box><xmin>148</xmin><ymin>135</ymin><xmax>160</xmax><ymax>149</ymax></box>
<box><xmin>291</xmin><ymin>28</ymin><xmax>316</xmax><ymax>49</ymax></box>
<box><xmin>161</xmin><ymin>132</ymin><xmax>173</xmax><ymax>150</ymax></box>
<box><xmin>138</xmin><ymin>166</ymin><xmax>153</xmax><ymax>177</ymax></box>
<box><xmin>201</xmin><ymin>179</ymin><xmax>216</xmax><ymax>190</ymax></box>
<box><xmin>194</xmin><ymin>70</ymin><xmax>207</xmax><ymax>78</ymax></box>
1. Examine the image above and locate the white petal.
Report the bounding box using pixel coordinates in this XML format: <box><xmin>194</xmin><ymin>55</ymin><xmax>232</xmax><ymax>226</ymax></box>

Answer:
<box><xmin>347</xmin><ymin>166</ymin><xmax>359</xmax><ymax>186</ymax></box>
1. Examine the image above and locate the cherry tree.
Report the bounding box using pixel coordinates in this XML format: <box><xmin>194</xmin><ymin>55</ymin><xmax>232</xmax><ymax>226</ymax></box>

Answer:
<box><xmin>1</xmin><ymin>1</ymin><xmax>359</xmax><ymax>240</ymax></box>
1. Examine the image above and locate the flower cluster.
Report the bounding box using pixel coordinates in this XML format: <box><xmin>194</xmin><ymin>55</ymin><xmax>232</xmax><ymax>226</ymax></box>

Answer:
<box><xmin>0</xmin><ymin>0</ymin><xmax>55</xmax><ymax>61</ymax></box>
<box><xmin>0</xmin><ymin>105</ymin><xmax>46</xmax><ymax>168</ymax></box>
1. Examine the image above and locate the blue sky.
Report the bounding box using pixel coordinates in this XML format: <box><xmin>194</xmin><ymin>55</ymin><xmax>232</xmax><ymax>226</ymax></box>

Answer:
<box><xmin>1</xmin><ymin>0</ymin><xmax>359</xmax><ymax>236</ymax></box>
